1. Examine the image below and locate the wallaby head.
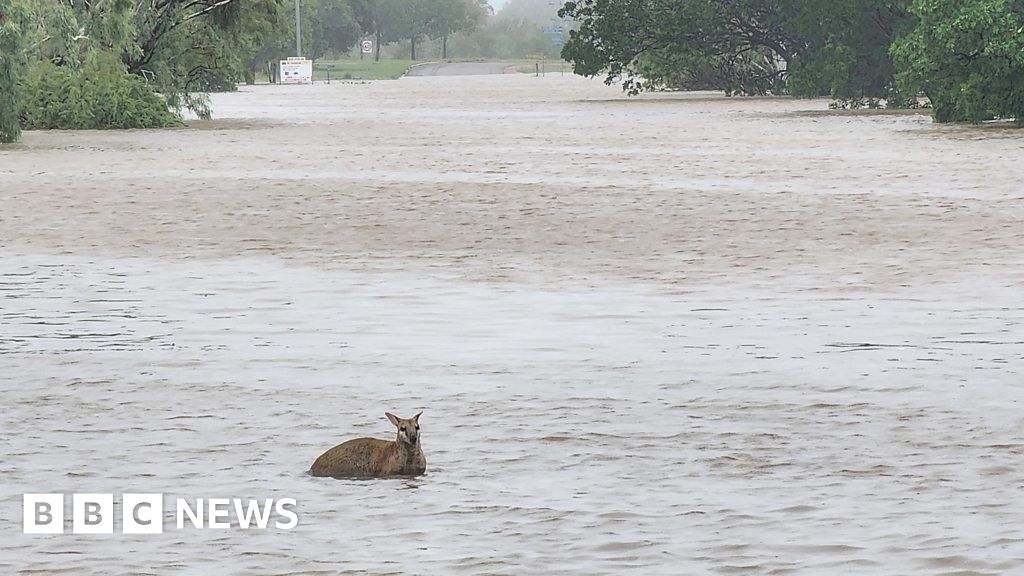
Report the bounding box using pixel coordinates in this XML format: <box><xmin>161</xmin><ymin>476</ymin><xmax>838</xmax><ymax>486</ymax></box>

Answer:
<box><xmin>386</xmin><ymin>411</ymin><xmax>422</xmax><ymax>446</ymax></box>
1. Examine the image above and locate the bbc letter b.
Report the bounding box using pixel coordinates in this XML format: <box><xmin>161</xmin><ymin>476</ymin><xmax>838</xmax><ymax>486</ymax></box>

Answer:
<box><xmin>73</xmin><ymin>494</ymin><xmax>114</xmax><ymax>534</ymax></box>
<box><xmin>23</xmin><ymin>494</ymin><xmax>64</xmax><ymax>534</ymax></box>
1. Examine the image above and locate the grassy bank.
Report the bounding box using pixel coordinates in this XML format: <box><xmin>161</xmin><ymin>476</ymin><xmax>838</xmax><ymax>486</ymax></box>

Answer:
<box><xmin>312</xmin><ymin>59</ymin><xmax>415</xmax><ymax>81</ymax></box>
<box><xmin>514</xmin><ymin>60</ymin><xmax>571</xmax><ymax>74</ymax></box>
<box><xmin>309</xmin><ymin>58</ymin><xmax>564</xmax><ymax>81</ymax></box>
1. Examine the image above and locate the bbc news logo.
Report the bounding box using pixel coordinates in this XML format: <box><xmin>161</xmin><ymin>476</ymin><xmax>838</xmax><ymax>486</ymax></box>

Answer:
<box><xmin>23</xmin><ymin>494</ymin><xmax>298</xmax><ymax>534</ymax></box>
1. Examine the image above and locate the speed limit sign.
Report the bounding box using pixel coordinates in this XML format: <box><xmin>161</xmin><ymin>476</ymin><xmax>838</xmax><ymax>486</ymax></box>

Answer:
<box><xmin>360</xmin><ymin>40</ymin><xmax>373</xmax><ymax>54</ymax></box>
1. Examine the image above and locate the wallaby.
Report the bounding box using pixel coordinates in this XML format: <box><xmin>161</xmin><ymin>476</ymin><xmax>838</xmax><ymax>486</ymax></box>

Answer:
<box><xmin>310</xmin><ymin>412</ymin><xmax>426</xmax><ymax>478</ymax></box>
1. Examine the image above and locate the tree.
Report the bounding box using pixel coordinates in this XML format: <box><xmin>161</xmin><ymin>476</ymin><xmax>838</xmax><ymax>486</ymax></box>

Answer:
<box><xmin>446</xmin><ymin>0</ymin><xmax>558</xmax><ymax>60</ymax></box>
<box><xmin>351</xmin><ymin>0</ymin><xmax>408</xmax><ymax>61</ymax></box>
<box><xmin>559</xmin><ymin>0</ymin><xmax>916</xmax><ymax>101</ymax></box>
<box><xmin>7</xmin><ymin>0</ymin><xmax>180</xmax><ymax>135</ymax></box>
<box><xmin>892</xmin><ymin>0</ymin><xmax>1024</xmax><ymax>124</ymax></box>
<box><xmin>423</xmin><ymin>0</ymin><xmax>489</xmax><ymax>59</ymax></box>
<box><xmin>315</xmin><ymin>0</ymin><xmax>362</xmax><ymax>56</ymax></box>
<box><xmin>349</xmin><ymin>0</ymin><xmax>486</xmax><ymax>61</ymax></box>
<box><xmin>0</xmin><ymin>0</ymin><xmax>33</xmax><ymax>142</ymax></box>
<box><xmin>5</xmin><ymin>0</ymin><xmax>285</xmax><ymax>140</ymax></box>
<box><xmin>125</xmin><ymin>0</ymin><xmax>285</xmax><ymax>117</ymax></box>
<box><xmin>241</xmin><ymin>0</ymin><xmax>361</xmax><ymax>83</ymax></box>
<box><xmin>19</xmin><ymin>51</ymin><xmax>180</xmax><ymax>130</ymax></box>
<box><xmin>784</xmin><ymin>0</ymin><xmax>917</xmax><ymax>102</ymax></box>
<box><xmin>391</xmin><ymin>0</ymin><xmax>464</xmax><ymax>60</ymax></box>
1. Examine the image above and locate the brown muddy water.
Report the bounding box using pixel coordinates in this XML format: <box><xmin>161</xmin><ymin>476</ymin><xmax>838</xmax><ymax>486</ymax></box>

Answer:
<box><xmin>1</xmin><ymin>74</ymin><xmax>1024</xmax><ymax>575</ymax></box>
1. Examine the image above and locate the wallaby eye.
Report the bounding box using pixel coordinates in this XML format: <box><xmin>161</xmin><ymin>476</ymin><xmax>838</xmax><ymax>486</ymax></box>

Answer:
<box><xmin>400</xmin><ymin>426</ymin><xmax>407</xmax><ymax>432</ymax></box>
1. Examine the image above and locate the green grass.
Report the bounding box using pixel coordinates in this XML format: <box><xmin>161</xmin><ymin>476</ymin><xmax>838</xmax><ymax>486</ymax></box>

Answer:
<box><xmin>308</xmin><ymin>58</ymin><xmax>569</xmax><ymax>81</ymax></box>
<box><xmin>514</xmin><ymin>61</ymin><xmax>571</xmax><ymax>75</ymax></box>
<box><xmin>313</xmin><ymin>59</ymin><xmax>416</xmax><ymax>81</ymax></box>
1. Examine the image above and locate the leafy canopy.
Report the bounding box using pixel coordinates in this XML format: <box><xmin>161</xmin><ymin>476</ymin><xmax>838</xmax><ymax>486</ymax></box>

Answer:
<box><xmin>892</xmin><ymin>0</ymin><xmax>1024</xmax><ymax>124</ymax></box>
<box><xmin>559</xmin><ymin>0</ymin><xmax>916</xmax><ymax>101</ymax></box>
<box><xmin>0</xmin><ymin>0</ymin><xmax>33</xmax><ymax>142</ymax></box>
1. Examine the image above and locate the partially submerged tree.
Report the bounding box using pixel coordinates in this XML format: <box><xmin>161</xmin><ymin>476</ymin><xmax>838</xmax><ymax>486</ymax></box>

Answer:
<box><xmin>124</xmin><ymin>0</ymin><xmax>284</xmax><ymax>117</ymax></box>
<box><xmin>559</xmin><ymin>0</ymin><xmax>916</xmax><ymax>102</ymax></box>
<box><xmin>19</xmin><ymin>51</ymin><xmax>180</xmax><ymax>130</ymax></box>
<box><xmin>892</xmin><ymin>0</ymin><xmax>1024</xmax><ymax>124</ymax></box>
<box><xmin>3</xmin><ymin>0</ymin><xmax>285</xmax><ymax>140</ymax></box>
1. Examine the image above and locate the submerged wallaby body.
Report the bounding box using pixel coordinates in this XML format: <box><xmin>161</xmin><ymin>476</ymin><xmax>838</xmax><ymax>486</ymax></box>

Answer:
<box><xmin>310</xmin><ymin>412</ymin><xmax>426</xmax><ymax>478</ymax></box>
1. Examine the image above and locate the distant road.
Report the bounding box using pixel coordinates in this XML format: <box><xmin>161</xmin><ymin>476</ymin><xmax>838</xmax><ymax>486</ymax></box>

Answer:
<box><xmin>405</xmin><ymin>62</ymin><xmax>512</xmax><ymax>76</ymax></box>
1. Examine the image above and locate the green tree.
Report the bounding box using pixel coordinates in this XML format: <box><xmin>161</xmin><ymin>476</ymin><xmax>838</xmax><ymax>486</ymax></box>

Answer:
<box><xmin>0</xmin><ymin>0</ymin><xmax>33</xmax><ymax>142</ymax></box>
<box><xmin>13</xmin><ymin>0</ymin><xmax>179</xmax><ymax>130</ymax></box>
<box><xmin>447</xmin><ymin>0</ymin><xmax>557</xmax><ymax>60</ymax></box>
<box><xmin>350</xmin><ymin>0</ymin><xmax>486</xmax><ymax>60</ymax></box>
<box><xmin>19</xmin><ymin>51</ymin><xmax>179</xmax><ymax>130</ymax></box>
<box><xmin>125</xmin><ymin>0</ymin><xmax>284</xmax><ymax>117</ymax></box>
<box><xmin>241</xmin><ymin>1</ymin><xmax>292</xmax><ymax>84</ymax></box>
<box><xmin>315</xmin><ymin>0</ymin><xmax>362</xmax><ymax>56</ymax></box>
<box><xmin>242</xmin><ymin>0</ymin><xmax>360</xmax><ymax>83</ymax></box>
<box><xmin>892</xmin><ymin>0</ymin><xmax>1024</xmax><ymax>124</ymax></box>
<box><xmin>424</xmin><ymin>0</ymin><xmax>489</xmax><ymax>59</ymax></box>
<box><xmin>6</xmin><ymin>0</ymin><xmax>285</xmax><ymax>139</ymax></box>
<box><xmin>559</xmin><ymin>0</ymin><xmax>916</xmax><ymax>101</ymax></box>
<box><xmin>785</xmin><ymin>1</ymin><xmax>917</xmax><ymax>103</ymax></box>
<box><xmin>351</xmin><ymin>0</ymin><xmax>408</xmax><ymax>61</ymax></box>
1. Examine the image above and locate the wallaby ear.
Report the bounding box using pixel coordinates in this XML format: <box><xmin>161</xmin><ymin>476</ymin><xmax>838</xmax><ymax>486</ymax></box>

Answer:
<box><xmin>385</xmin><ymin>412</ymin><xmax>400</xmax><ymax>427</ymax></box>
<box><xmin>414</xmin><ymin>411</ymin><xmax>423</xmax><ymax>422</ymax></box>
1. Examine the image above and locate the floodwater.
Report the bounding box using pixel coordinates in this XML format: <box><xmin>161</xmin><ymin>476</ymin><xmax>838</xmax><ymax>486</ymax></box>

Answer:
<box><xmin>1</xmin><ymin>74</ymin><xmax>1023</xmax><ymax>575</ymax></box>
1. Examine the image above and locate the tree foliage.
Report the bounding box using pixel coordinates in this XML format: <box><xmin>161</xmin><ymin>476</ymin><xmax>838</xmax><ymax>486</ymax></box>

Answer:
<box><xmin>469</xmin><ymin>0</ymin><xmax>562</xmax><ymax>58</ymax></box>
<box><xmin>123</xmin><ymin>0</ymin><xmax>285</xmax><ymax>116</ymax></box>
<box><xmin>242</xmin><ymin>0</ymin><xmax>362</xmax><ymax>83</ymax></box>
<box><xmin>1</xmin><ymin>0</ymin><xmax>498</xmax><ymax>142</ymax></box>
<box><xmin>892</xmin><ymin>0</ymin><xmax>1024</xmax><ymax>124</ymax></box>
<box><xmin>559</xmin><ymin>0</ymin><xmax>917</xmax><ymax>100</ymax></box>
<box><xmin>0</xmin><ymin>0</ymin><xmax>33</xmax><ymax>142</ymax></box>
<box><xmin>350</xmin><ymin>0</ymin><xmax>486</xmax><ymax>61</ymax></box>
<box><xmin>419</xmin><ymin>0</ymin><xmax>489</xmax><ymax>59</ymax></box>
<box><xmin>20</xmin><ymin>51</ymin><xmax>179</xmax><ymax>130</ymax></box>
<box><xmin>2</xmin><ymin>0</ymin><xmax>287</xmax><ymax>140</ymax></box>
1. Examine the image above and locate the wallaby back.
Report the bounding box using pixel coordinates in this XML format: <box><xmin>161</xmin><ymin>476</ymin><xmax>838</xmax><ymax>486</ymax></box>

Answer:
<box><xmin>310</xmin><ymin>412</ymin><xmax>426</xmax><ymax>478</ymax></box>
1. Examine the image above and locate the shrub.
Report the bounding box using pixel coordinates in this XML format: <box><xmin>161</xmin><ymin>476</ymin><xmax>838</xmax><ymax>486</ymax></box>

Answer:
<box><xmin>19</xmin><ymin>51</ymin><xmax>180</xmax><ymax>130</ymax></box>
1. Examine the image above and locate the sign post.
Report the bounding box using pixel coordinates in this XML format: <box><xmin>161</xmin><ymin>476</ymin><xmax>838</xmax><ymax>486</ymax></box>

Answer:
<box><xmin>294</xmin><ymin>0</ymin><xmax>302</xmax><ymax>56</ymax></box>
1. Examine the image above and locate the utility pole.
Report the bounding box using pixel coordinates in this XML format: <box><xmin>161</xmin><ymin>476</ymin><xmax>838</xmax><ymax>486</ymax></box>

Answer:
<box><xmin>294</xmin><ymin>0</ymin><xmax>302</xmax><ymax>55</ymax></box>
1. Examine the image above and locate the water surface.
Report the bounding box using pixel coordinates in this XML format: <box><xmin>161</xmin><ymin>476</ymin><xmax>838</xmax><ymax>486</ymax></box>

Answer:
<box><xmin>1</xmin><ymin>74</ymin><xmax>1023</xmax><ymax>575</ymax></box>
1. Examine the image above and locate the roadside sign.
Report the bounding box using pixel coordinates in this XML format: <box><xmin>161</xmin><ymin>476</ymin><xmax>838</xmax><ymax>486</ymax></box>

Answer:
<box><xmin>280</xmin><ymin>57</ymin><xmax>313</xmax><ymax>84</ymax></box>
<box><xmin>360</xmin><ymin>40</ymin><xmax>373</xmax><ymax>54</ymax></box>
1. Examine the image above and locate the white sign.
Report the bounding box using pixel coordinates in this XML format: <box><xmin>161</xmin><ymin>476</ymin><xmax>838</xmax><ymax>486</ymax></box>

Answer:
<box><xmin>360</xmin><ymin>40</ymin><xmax>373</xmax><ymax>54</ymax></box>
<box><xmin>280</xmin><ymin>57</ymin><xmax>313</xmax><ymax>84</ymax></box>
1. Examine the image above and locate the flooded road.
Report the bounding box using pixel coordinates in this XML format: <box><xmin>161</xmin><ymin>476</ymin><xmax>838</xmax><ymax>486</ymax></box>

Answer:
<box><xmin>1</xmin><ymin>74</ymin><xmax>1023</xmax><ymax>575</ymax></box>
